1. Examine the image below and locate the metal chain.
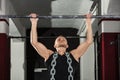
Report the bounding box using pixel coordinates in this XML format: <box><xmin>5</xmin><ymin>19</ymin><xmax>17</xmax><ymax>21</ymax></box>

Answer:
<box><xmin>50</xmin><ymin>53</ymin><xmax>58</xmax><ymax>80</ymax></box>
<box><xmin>65</xmin><ymin>52</ymin><xmax>74</xmax><ymax>80</ymax></box>
<box><xmin>50</xmin><ymin>52</ymin><xmax>73</xmax><ymax>80</ymax></box>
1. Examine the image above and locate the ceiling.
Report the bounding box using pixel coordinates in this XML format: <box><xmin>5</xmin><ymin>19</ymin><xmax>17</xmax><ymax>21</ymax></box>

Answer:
<box><xmin>9</xmin><ymin>0</ymin><xmax>93</xmax><ymax>36</ymax></box>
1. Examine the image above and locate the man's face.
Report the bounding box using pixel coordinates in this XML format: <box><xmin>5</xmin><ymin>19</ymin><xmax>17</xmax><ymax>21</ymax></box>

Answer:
<box><xmin>54</xmin><ymin>36</ymin><xmax>68</xmax><ymax>48</ymax></box>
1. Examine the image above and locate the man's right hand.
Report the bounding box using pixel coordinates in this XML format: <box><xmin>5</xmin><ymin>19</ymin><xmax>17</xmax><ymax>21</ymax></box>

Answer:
<box><xmin>29</xmin><ymin>13</ymin><xmax>39</xmax><ymax>22</ymax></box>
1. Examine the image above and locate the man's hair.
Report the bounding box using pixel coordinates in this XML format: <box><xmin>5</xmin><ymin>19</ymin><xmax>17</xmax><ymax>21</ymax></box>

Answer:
<box><xmin>55</xmin><ymin>35</ymin><xmax>67</xmax><ymax>40</ymax></box>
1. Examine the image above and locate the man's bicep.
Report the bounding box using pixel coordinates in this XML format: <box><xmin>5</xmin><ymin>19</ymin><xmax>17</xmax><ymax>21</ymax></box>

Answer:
<box><xmin>73</xmin><ymin>42</ymin><xmax>90</xmax><ymax>58</ymax></box>
<box><xmin>32</xmin><ymin>42</ymin><xmax>50</xmax><ymax>59</ymax></box>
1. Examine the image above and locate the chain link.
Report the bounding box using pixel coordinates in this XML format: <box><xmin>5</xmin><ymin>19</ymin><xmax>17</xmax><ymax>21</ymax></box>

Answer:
<box><xmin>50</xmin><ymin>53</ymin><xmax>58</xmax><ymax>80</ymax></box>
<box><xmin>66</xmin><ymin>52</ymin><xmax>73</xmax><ymax>80</ymax></box>
<box><xmin>50</xmin><ymin>52</ymin><xmax>73</xmax><ymax>80</ymax></box>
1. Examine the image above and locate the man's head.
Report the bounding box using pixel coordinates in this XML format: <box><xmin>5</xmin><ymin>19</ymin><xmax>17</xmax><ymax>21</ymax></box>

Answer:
<box><xmin>54</xmin><ymin>35</ymin><xmax>68</xmax><ymax>49</ymax></box>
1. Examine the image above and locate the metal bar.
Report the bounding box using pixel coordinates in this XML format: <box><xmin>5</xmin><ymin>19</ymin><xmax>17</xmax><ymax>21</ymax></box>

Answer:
<box><xmin>0</xmin><ymin>15</ymin><xmax>120</xmax><ymax>19</ymax></box>
<box><xmin>9</xmin><ymin>36</ymin><xmax>87</xmax><ymax>39</ymax></box>
<box><xmin>89</xmin><ymin>0</ymin><xmax>98</xmax><ymax>13</ymax></box>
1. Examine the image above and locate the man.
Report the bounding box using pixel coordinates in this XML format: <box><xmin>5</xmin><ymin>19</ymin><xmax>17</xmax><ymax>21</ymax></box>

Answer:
<box><xmin>30</xmin><ymin>13</ymin><xmax>93</xmax><ymax>80</ymax></box>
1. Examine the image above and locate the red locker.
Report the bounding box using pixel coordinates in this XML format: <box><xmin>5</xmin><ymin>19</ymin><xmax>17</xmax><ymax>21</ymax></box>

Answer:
<box><xmin>100</xmin><ymin>33</ymin><xmax>119</xmax><ymax>80</ymax></box>
<box><xmin>0</xmin><ymin>34</ymin><xmax>10</xmax><ymax>80</ymax></box>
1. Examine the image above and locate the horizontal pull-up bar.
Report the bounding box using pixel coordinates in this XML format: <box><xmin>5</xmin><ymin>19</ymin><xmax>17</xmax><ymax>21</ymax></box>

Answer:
<box><xmin>9</xmin><ymin>36</ymin><xmax>88</xmax><ymax>39</ymax></box>
<box><xmin>0</xmin><ymin>15</ymin><xmax>120</xmax><ymax>19</ymax></box>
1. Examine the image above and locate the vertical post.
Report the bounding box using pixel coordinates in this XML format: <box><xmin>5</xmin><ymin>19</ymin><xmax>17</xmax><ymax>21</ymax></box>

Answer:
<box><xmin>0</xmin><ymin>18</ymin><xmax>10</xmax><ymax>80</ymax></box>
<box><xmin>98</xmin><ymin>0</ymin><xmax>120</xmax><ymax>79</ymax></box>
<box><xmin>0</xmin><ymin>0</ymin><xmax>10</xmax><ymax>79</ymax></box>
<box><xmin>118</xmin><ymin>34</ymin><xmax>120</xmax><ymax>80</ymax></box>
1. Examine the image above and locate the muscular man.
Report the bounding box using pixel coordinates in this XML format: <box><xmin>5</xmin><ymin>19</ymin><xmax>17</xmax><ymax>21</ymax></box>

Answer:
<box><xmin>30</xmin><ymin>13</ymin><xmax>93</xmax><ymax>80</ymax></box>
